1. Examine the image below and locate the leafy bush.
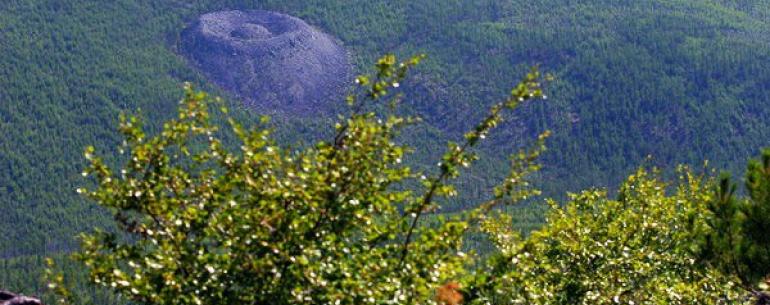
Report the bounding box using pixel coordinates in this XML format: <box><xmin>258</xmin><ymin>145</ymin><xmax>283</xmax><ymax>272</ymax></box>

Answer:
<box><xmin>47</xmin><ymin>54</ymin><xmax>769</xmax><ymax>305</ymax></box>
<box><xmin>49</xmin><ymin>55</ymin><xmax>547</xmax><ymax>305</ymax></box>
<box><xmin>472</xmin><ymin>168</ymin><xmax>747</xmax><ymax>304</ymax></box>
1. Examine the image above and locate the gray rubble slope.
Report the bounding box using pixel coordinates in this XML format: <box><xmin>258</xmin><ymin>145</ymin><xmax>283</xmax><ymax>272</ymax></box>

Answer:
<box><xmin>181</xmin><ymin>10</ymin><xmax>351</xmax><ymax>114</ymax></box>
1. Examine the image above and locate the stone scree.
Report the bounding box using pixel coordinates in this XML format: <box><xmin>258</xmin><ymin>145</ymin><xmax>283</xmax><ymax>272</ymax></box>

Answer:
<box><xmin>181</xmin><ymin>10</ymin><xmax>351</xmax><ymax>115</ymax></box>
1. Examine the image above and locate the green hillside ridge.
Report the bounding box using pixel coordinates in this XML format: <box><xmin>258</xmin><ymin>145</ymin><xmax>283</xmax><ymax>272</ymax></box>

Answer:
<box><xmin>2</xmin><ymin>0</ymin><xmax>770</xmax><ymax>299</ymax></box>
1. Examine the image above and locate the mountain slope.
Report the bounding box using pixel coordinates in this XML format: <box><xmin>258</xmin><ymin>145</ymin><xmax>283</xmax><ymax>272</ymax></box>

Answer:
<box><xmin>1</xmin><ymin>0</ymin><xmax>770</xmax><ymax>264</ymax></box>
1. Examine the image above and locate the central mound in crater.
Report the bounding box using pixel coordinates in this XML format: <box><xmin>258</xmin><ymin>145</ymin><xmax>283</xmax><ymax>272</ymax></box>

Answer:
<box><xmin>180</xmin><ymin>10</ymin><xmax>351</xmax><ymax>114</ymax></box>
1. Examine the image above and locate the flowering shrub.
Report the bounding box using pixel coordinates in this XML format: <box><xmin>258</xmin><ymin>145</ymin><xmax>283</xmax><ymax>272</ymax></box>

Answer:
<box><xmin>48</xmin><ymin>54</ymin><xmax>765</xmax><ymax>305</ymax></box>
<box><xmin>472</xmin><ymin>168</ymin><xmax>748</xmax><ymax>305</ymax></box>
<box><xmin>50</xmin><ymin>55</ymin><xmax>547</xmax><ymax>305</ymax></box>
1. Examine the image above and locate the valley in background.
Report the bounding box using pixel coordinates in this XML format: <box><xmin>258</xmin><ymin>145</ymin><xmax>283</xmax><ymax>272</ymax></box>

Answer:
<box><xmin>1</xmin><ymin>0</ymin><xmax>770</xmax><ymax>302</ymax></box>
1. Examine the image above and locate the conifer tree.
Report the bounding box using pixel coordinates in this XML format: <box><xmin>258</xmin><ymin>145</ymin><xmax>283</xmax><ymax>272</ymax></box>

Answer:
<box><xmin>703</xmin><ymin>149</ymin><xmax>770</xmax><ymax>303</ymax></box>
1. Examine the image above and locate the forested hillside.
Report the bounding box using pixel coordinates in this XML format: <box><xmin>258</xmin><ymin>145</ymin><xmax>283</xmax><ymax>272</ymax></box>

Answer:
<box><xmin>2</xmin><ymin>0</ymin><xmax>770</xmax><ymax>299</ymax></box>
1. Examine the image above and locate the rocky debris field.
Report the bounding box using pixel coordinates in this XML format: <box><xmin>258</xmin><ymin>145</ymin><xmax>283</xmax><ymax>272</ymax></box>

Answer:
<box><xmin>180</xmin><ymin>10</ymin><xmax>351</xmax><ymax>115</ymax></box>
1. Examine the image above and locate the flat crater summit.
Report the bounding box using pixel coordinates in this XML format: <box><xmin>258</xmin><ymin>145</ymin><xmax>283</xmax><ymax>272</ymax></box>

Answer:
<box><xmin>180</xmin><ymin>10</ymin><xmax>351</xmax><ymax>114</ymax></box>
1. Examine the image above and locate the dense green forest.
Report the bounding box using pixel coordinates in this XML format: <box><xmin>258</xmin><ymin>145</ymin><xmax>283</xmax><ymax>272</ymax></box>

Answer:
<box><xmin>2</xmin><ymin>0</ymin><xmax>770</xmax><ymax>301</ymax></box>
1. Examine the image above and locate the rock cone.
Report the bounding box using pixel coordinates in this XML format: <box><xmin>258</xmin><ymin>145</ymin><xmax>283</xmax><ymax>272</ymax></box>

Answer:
<box><xmin>180</xmin><ymin>10</ymin><xmax>351</xmax><ymax>114</ymax></box>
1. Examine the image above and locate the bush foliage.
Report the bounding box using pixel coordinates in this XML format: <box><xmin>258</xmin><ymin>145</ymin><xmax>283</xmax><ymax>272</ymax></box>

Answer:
<box><xmin>473</xmin><ymin>168</ymin><xmax>746</xmax><ymax>304</ymax></box>
<box><xmin>48</xmin><ymin>56</ymin><xmax>770</xmax><ymax>305</ymax></box>
<box><xmin>52</xmin><ymin>56</ymin><xmax>548</xmax><ymax>305</ymax></box>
